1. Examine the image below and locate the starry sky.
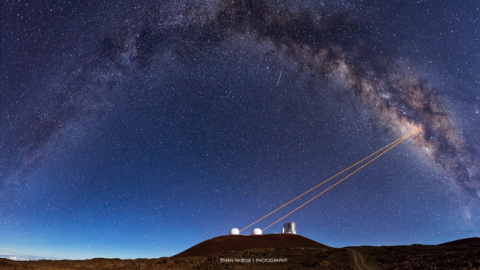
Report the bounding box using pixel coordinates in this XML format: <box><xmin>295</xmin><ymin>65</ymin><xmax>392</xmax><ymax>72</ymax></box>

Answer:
<box><xmin>1</xmin><ymin>0</ymin><xmax>479</xmax><ymax>260</ymax></box>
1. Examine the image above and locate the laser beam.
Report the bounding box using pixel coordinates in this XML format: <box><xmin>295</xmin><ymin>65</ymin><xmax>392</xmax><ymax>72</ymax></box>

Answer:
<box><xmin>239</xmin><ymin>126</ymin><xmax>422</xmax><ymax>233</ymax></box>
<box><xmin>261</xmin><ymin>127</ymin><xmax>422</xmax><ymax>231</ymax></box>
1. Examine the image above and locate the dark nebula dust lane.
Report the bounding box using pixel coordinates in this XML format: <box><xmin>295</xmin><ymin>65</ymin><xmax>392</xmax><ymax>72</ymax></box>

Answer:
<box><xmin>214</xmin><ymin>0</ymin><xmax>476</xmax><ymax>197</ymax></box>
<box><xmin>8</xmin><ymin>0</ymin><xmax>477</xmax><ymax>196</ymax></box>
<box><xmin>1</xmin><ymin>0</ymin><xmax>479</xmax><ymax>259</ymax></box>
<box><xmin>175</xmin><ymin>0</ymin><xmax>479</xmax><ymax>197</ymax></box>
<box><xmin>106</xmin><ymin>0</ymin><xmax>475</xmax><ymax>199</ymax></box>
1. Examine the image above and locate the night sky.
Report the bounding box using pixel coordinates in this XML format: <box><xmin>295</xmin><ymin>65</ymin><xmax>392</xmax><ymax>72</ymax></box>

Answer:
<box><xmin>1</xmin><ymin>0</ymin><xmax>479</xmax><ymax>260</ymax></box>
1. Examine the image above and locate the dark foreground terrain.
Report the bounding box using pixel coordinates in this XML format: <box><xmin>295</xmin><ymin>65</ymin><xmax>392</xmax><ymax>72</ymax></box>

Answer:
<box><xmin>1</xmin><ymin>235</ymin><xmax>479</xmax><ymax>270</ymax></box>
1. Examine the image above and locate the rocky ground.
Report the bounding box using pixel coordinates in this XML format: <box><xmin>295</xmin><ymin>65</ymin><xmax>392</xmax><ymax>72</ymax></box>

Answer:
<box><xmin>1</xmin><ymin>236</ymin><xmax>479</xmax><ymax>270</ymax></box>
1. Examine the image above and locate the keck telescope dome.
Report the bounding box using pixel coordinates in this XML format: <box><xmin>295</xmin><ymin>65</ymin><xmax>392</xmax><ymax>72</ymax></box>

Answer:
<box><xmin>251</xmin><ymin>228</ymin><xmax>262</xmax><ymax>235</ymax></box>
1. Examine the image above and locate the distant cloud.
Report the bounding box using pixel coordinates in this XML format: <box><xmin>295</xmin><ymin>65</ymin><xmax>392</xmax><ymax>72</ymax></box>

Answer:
<box><xmin>0</xmin><ymin>253</ymin><xmax>59</xmax><ymax>261</ymax></box>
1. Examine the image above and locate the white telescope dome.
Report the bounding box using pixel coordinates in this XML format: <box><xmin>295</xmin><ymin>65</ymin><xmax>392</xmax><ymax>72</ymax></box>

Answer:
<box><xmin>251</xmin><ymin>228</ymin><xmax>262</xmax><ymax>235</ymax></box>
<box><xmin>230</xmin><ymin>228</ymin><xmax>240</xmax><ymax>235</ymax></box>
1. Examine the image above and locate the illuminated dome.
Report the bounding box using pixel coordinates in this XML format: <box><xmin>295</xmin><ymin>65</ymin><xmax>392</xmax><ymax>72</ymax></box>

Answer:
<box><xmin>230</xmin><ymin>228</ymin><xmax>240</xmax><ymax>235</ymax></box>
<box><xmin>251</xmin><ymin>228</ymin><xmax>262</xmax><ymax>235</ymax></box>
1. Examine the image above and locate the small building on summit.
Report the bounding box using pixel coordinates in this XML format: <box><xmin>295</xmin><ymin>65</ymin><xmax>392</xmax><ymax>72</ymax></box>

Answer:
<box><xmin>281</xmin><ymin>222</ymin><xmax>296</xmax><ymax>234</ymax></box>
<box><xmin>251</xmin><ymin>228</ymin><xmax>262</xmax><ymax>235</ymax></box>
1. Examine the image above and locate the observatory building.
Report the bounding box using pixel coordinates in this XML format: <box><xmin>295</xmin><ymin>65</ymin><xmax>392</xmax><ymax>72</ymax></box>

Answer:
<box><xmin>281</xmin><ymin>222</ymin><xmax>296</xmax><ymax>234</ymax></box>
<box><xmin>251</xmin><ymin>228</ymin><xmax>262</xmax><ymax>235</ymax></box>
<box><xmin>229</xmin><ymin>222</ymin><xmax>296</xmax><ymax>236</ymax></box>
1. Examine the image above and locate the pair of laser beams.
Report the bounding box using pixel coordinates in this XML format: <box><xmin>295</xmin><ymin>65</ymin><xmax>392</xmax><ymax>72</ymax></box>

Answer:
<box><xmin>240</xmin><ymin>126</ymin><xmax>423</xmax><ymax>233</ymax></box>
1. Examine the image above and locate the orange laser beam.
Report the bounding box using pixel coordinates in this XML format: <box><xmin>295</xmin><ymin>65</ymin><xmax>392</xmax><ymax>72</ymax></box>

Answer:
<box><xmin>261</xmin><ymin>127</ymin><xmax>421</xmax><ymax>231</ymax></box>
<box><xmin>239</xmin><ymin>126</ymin><xmax>421</xmax><ymax>232</ymax></box>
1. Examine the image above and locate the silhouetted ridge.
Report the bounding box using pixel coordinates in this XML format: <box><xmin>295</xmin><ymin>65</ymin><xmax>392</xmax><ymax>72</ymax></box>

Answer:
<box><xmin>439</xmin><ymin>237</ymin><xmax>480</xmax><ymax>247</ymax></box>
<box><xmin>172</xmin><ymin>234</ymin><xmax>331</xmax><ymax>258</ymax></box>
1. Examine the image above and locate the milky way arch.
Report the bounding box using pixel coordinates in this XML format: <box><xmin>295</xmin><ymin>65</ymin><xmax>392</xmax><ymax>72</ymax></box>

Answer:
<box><xmin>7</xmin><ymin>0</ymin><xmax>479</xmax><ymax>198</ymax></box>
<box><xmin>104</xmin><ymin>0</ymin><xmax>478</xmax><ymax>197</ymax></box>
